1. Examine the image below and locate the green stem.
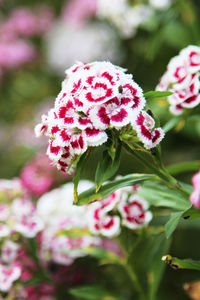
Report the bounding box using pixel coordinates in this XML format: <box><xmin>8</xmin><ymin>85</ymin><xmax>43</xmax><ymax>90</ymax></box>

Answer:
<box><xmin>124</xmin><ymin>263</ymin><xmax>147</xmax><ymax>300</ymax></box>
<box><xmin>122</xmin><ymin>141</ymin><xmax>189</xmax><ymax>197</ymax></box>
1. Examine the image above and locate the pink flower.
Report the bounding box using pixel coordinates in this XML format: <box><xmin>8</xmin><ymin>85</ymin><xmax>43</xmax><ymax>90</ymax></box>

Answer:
<box><xmin>192</xmin><ymin>171</ymin><xmax>200</xmax><ymax>190</ymax></box>
<box><xmin>0</xmin><ymin>40</ymin><xmax>36</xmax><ymax>70</ymax></box>
<box><xmin>62</xmin><ymin>0</ymin><xmax>97</xmax><ymax>28</ymax></box>
<box><xmin>157</xmin><ymin>45</ymin><xmax>200</xmax><ymax>115</ymax></box>
<box><xmin>190</xmin><ymin>171</ymin><xmax>200</xmax><ymax>209</ymax></box>
<box><xmin>7</xmin><ymin>8</ymin><xmax>37</xmax><ymax>37</ymax></box>
<box><xmin>20</xmin><ymin>153</ymin><xmax>55</xmax><ymax>197</ymax></box>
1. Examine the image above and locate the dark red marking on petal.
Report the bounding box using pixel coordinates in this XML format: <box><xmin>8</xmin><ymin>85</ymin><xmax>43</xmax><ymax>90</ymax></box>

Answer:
<box><xmin>103</xmin><ymin>217</ymin><xmax>114</xmax><ymax>229</ymax></box>
<box><xmin>111</xmin><ymin>108</ymin><xmax>128</xmax><ymax>123</ymax></box>
<box><xmin>97</xmin><ymin>107</ymin><xmax>110</xmax><ymax>125</ymax></box>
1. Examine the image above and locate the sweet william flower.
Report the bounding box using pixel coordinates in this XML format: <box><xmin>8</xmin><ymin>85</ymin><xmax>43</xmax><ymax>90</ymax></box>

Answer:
<box><xmin>118</xmin><ymin>194</ymin><xmax>152</xmax><ymax>229</ymax></box>
<box><xmin>35</xmin><ymin>61</ymin><xmax>164</xmax><ymax>174</ymax></box>
<box><xmin>157</xmin><ymin>45</ymin><xmax>200</xmax><ymax>115</ymax></box>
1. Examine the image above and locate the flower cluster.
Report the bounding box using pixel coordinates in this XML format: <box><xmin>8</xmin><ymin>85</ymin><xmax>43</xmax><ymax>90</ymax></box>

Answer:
<box><xmin>35</xmin><ymin>61</ymin><xmax>164</xmax><ymax>173</ymax></box>
<box><xmin>190</xmin><ymin>171</ymin><xmax>200</xmax><ymax>209</ymax></box>
<box><xmin>157</xmin><ymin>45</ymin><xmax>200</xmax><ymax>115</ymax></box>
<box><xmin>88</xmin><ymin>184</ymin><xmax>152</xmax><ymax>237</ymax></box>
<box><xmin>0</xmin><ymin>178</ymin><xmax>43</xmax><ymax>239</ymax></box>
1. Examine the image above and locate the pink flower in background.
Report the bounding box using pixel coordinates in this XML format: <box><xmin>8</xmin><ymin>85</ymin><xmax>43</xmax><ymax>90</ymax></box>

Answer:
<box><xmin>6</xmin><ymin>9</ymin><xmax>37</xmax><ymax>38</ymax></box>
<box><xmin>37</xmin><ymin>6</ymin><xmax>55</xmax><ymax>34</ymax></box>
<box><xmin>63</xmin><ymin>0</ymin><xmax>97</xmax><ymax>27</ymax></box>
<box><xmin>0</xmin><ymin>5</ymin><xmax>54</xmax><ymax>76</ymax></box>
<box><xmin>0</xmin><ymin>40</ymin><xmax>36</xmax><ymax>69</ymax></box>
<box><xmin>190</xmin><ymin>171</ymin><xmax>200</xmax><ymax>209</ymax></box>
<box><xmin>100</xmin><ymin>239</ymin><xmax>123</xmax><ymax>257</ymax></box>
<box><xmin>20</xmin><ymin>154</ymin><xmax>54</xmax><ymax>197</ymax></box>
<box><xmin>23</xmin><ymin>284</ymin><xmax>55</xmax><ymax>300</ymax></box>
<box><xmin>20</xmin><ymin>152</ymin><xmax>69</xmax><ymax>197</ymax></box>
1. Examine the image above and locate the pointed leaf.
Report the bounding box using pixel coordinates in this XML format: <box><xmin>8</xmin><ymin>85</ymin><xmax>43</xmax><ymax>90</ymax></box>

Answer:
<box><xmin>162</xmin><ymin>255</ymin><xmax>200</xmax><ymax>271</ymax></box>
<box><xmin>144</xmin><ymin>91</ymin><xmax>173</xmax><ymax>100</ymax></box>
<box><xmin>95</xmin><ymin>143</ymin><xmax>121</xmax><ymax>191</ymax></box>
<box><xmin>78</xmin><ymin>174</ymin><xmax>155</xmax><ymax>205</ymax></box>
<box><xmin>165</xmin><ymin>211</ymin><xmax>184</xmax><ymax>239</ymax></box>
<box><xmin>69</xmin><ymin>285</ymin><xmax>120</xmax><ymax>300</ymax></box>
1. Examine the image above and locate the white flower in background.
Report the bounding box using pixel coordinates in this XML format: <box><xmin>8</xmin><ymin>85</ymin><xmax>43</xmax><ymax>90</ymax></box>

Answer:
<box><xmin>149</xmin><ymin>0</ymin><xmax>172</xmax><ymax>10</ymax></box>
<box><xmin>97</xmin><ymin>0</ymin><xmax>152</xmax><ymax>37</ymax></box>
<box><xmin>0</xmin><ymin>263</ymin><xmax>21</xmax><ymax>292</ymax></box>
<box><xmin>1</xmin><ymin>240</ymin><xmax>19</xmax><ymax>264</ymax></box>
<box><xmin>45</xmin><ymin>21</ymin><xmax>120</xmax><ymax>74</ymax></box>
<box><xmin>0</xmin><ymin>179</ymin><xmax>44</xmax><ymax>239</ymax></box>
<box><xmin>37</xmin><ymin>181</ymin><xmax>101</xmax><ymax>266</ymax></box>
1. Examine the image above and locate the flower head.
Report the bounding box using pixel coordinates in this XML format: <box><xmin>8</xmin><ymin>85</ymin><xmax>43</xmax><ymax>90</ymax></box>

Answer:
<box><xmin>157</xmin><ymin>45</ymin><xmax>200</xmax><ymax>115</ymax></box>
<box><xmin>36</xmin><ymin>61</ymin><xmax>164</xmax><ymax>174</ymax></box>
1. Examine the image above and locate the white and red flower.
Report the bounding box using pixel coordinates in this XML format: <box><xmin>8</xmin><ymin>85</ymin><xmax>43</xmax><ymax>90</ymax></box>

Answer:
<box><xmin>36</xmin><ymin>61</ymin><xmax>163</xmax><ymax>173</ymax></box>
<box><xmin>88</xmin><ymin>184</ymin><xmax>152</xmax><ymax>236</ymax></box>
<box><xmin>133</xmin><ymin>111</ymin><xmax>165</xmax><ymax>149</ymax></box>
<box><xmin>118</xmin><ymin>194</ymin><xmax>152</xmax><ymax>230</ymax></box>
<box><xmin>157</xmin><ymin>45</ymin><xmax>200</xmax><ymax>115</ymax></box>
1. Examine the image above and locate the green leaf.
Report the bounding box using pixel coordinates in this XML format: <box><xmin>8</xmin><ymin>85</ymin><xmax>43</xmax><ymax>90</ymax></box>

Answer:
<box><xmin>167</xmin><ymin>160</ymin><xmax>200</xmax><ymax>175</ymax></box>
<box><xmin>162</xmin><ymin>255</ymin><xmax>200</xmax><ymax>271</ymax></box>
<box><xmin>165</xmin><ymin>211</ymin><xmax>184</xmax><ymax>239</ymax></box>
<box><xmin>182</xmin><ymin>207</ymin><xmax>200</xmax><ymax>220</ymax></box>
<box><xmin>78</xmin><ymin>174</ymin><xmax>155</xmax><ymax>205</ymax></box>
<box><xmin>144</xmin><ymin>91</ymin><xmax>173</xmax><ymax>100</ymax></box>
<box><xmin>163</xmin><ymin>116</ymin><xmax>182</xmax><ymax>133</ymax></box>
<box><xmin>126</xmin><ymin>232</ymin><xmax>171</xmax><ymax>300</ymax></box>
<box><xmin>69</xmin><ymin>285</ymin><xmax>121</xmax><ymax>300</ymax></box>
<box><xmin>138</xmin><ymin>181</ymin><xmax>191</xmax><ymax>211</ymax></box>
<box><xmin>78</xmin><ymin>246</ymin><xmax>123</xmax><ymax>264</ymax></box>
<box><xmin>95</xmin><ymin>143</ymin><xmax>121</xmax><ymax>191</ymax></box>
<box><xmin>148</xmin><ymin>234</ymin><xmax>171</xmax><ymax>300</ymax></box>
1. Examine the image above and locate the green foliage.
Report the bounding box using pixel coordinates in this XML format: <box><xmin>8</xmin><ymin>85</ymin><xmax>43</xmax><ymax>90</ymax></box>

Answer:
<box><xmin>78</xmin><ymin>174</ymin><xmax>155</xmax><ymax>205</ymax></box>
<box><xmin>144</xmin><ymin>91</ymin><xmax>173</xmax><ymax>100</ymax></box>
<box><xmin>162</xmin><ymin>255</ymin><xmax>200</xmax><ymax>271</ymax></box>
<box><xmin>69</xmin><ymin>285</ymin><xmax>121</xmax><ymax>300</ymax></box>
<box><xmin>95</xmin><ymin>141</ymin><xmax>121</xmax><ymax>192</ymax></box>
